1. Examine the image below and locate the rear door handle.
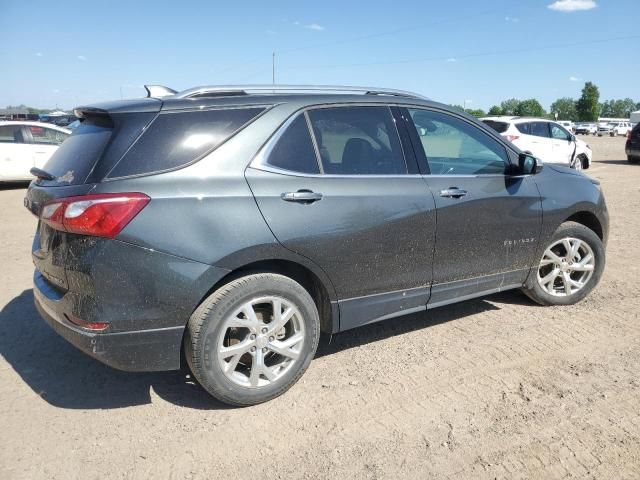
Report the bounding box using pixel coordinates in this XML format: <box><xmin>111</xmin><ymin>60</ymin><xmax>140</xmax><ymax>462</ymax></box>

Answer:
<box><xmin>281</xmin><ymin>190</ymin><xmax>323</xmax><ymax>204</ymax></box>
<box><xmin>440</xmin><ymin>188</ymin><xmax>468</xmax><ymax>199</ymax></box>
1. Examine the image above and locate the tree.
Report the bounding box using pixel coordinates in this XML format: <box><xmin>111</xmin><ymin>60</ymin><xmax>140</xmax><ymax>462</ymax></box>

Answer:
<box><xmin>515</xmin><ymin>99</ymin><xmax>545</xmax><ymax>117</ymax></box>
<box><xmin>550</xmin><ymin>97</ymin><xmax>577</xmax><ymax>120</ymax></box>
<box><xmin>500</xmin><ymin>98</ymin><xmax>520</xmax><ymax>116</ymax></box>
<box><xmin>612</xmin><ymin>98</ymin><xmax>636</xmax><ymax>117</ymax></box>
<box><xmin>488</xmin><ymin>105</ymin><xmax>503</xmax><ymax>116</ymax></box>
<box><xmin>465</xmin><ymin>108</ymin><xmax>486</xmax><ymax>118</ymax></box>
<box><xmin>576</xmin><ymin>81</ymin><xmax>600</xmax><ymax>121</ymax></box>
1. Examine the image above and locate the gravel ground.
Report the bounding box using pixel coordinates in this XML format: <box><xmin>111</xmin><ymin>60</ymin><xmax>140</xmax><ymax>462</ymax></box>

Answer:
<box><xmin>0</xmin><ymin>135</ymin><xmax>638</xmax><ymax>479</ymax></box>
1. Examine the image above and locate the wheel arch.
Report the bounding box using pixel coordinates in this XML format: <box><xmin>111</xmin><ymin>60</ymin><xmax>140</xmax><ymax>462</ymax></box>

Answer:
<box><xmin>565</xmin><ymin>211</ymin><xmax>604</xmax><ymax>241</ymax></box>
<box><xmin>193</xmin><ymin>258</ymin><xmax>338</xmax><ymax>335</ymax></box>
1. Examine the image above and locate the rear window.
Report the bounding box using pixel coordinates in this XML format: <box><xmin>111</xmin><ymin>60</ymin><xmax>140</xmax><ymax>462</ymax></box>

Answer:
<box><xmin>481</xmin><ymin>120</ymin><xmax>509</xmax><ymax>134</ymax></box>
<box><xmin>108</xmin><ymin>107</ymin><xmax>264</xmax><ymax>178</ymax></box>
<box><xmin>42</xmin><ymin>116</ymin><xmax>113</xmax><ymax>185</ymax></box>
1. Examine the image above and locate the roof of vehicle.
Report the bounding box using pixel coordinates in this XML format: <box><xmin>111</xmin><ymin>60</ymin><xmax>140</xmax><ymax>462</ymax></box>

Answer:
<box><xmin>73</xmin><ymin>84</ymin><xmax>445</xmax><ymax>115</ymax></box>
<box><xmin>0</xmin><ymin>120</ymin><xmax>71</xmax><ymax>133</ymax></box>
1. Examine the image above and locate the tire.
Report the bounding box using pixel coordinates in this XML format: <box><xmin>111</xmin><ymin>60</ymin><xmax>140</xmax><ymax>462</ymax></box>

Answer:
<box><xmin>522</xmin><ymin>221</ymin><xmax>604</xmax><ymax>306</ymax></box>
<box><xmin>571</xmin><ymin>155</ymin><xmax>583</xmax><ymax>171</ymax></box>
<box><xmin>628</xmin><ymin>156</ymin><xmax>639</xmax><ymax>164</ymax></box>
<box><xmin>184</xmin><ymin>273</ymin><xmax>320</xmax><ymax>406</ymax></box>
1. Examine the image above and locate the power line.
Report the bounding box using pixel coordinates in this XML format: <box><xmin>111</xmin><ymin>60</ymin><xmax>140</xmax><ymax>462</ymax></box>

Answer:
<box><xmin>222</xmin><ymin>5</ymin><xmax>533</xmax><ymax>81</ymax></box>
<box><xmin>277</xmin><ymin>35</ymin><xmax>640</xmax><ymax>70</ymax></box>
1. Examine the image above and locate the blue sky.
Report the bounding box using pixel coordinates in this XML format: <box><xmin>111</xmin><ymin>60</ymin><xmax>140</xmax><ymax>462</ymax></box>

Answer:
<box><xmin>0</xmin><ymin>0</ymin><xmax>637</xmax><ymax>110</ymax></box>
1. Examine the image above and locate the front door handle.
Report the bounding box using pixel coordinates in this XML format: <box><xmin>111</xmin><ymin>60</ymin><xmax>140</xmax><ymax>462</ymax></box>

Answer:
<box><xmin>281</xmin><ymin>190</ymin><xmax>323</xmax><ymax>204</ymax></box>
<box><xmin>440</xmin><ymin>187</ymin><xmax>468</xmax><ymax>199</ymax></box>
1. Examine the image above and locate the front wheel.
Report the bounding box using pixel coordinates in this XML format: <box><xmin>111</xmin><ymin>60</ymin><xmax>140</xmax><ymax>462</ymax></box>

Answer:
<box><xmin>522</xmin><ymin>222</ymin><xmax>604</xmax><ymax>306</ymax></box>
<box><xmin>184</xmin><ymin>273</ymin><xmax>320</xmax><ymax>406</ymax></box>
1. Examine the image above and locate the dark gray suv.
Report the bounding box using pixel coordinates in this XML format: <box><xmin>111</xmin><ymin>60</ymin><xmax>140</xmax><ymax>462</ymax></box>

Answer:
<box><xmin>25</xmin><ymin>85</ymin><xmax>608</xmax><ymax>406</ymax></box>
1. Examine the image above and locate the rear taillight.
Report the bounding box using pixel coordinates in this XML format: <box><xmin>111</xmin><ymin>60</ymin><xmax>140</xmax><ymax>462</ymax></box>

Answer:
<box><xmin>504</xmin><ymin>134</ymin><xmax>520</xmax><ymax>142</ymax></box>
<box><xmin>41</xmin><ymin>193</ymin><xmax>150</xmax><ymax>239</ymax></box>
<box><xmin>66</xmin><ymin>314</ymin><xmax>109</xmax><ymax>331</ymax></box>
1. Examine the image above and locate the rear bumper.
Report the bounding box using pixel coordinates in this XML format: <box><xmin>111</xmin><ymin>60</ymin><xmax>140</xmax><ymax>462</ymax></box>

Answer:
<box><xmin>33</xmin><ymin>271</ymin><xmax>184</xmax><ymax>371</ymax></box>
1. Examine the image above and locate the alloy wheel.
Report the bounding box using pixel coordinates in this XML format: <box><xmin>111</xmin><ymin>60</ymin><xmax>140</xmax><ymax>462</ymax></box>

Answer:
<box><xmin>537</xmin><ymin>237</ymin><xmax>595</xmax><ymax>296</ymax></box>
<box><xmin>217</xmin><ymin>296</ymin><xmax>305</xmax><ymax>388</ymax></box>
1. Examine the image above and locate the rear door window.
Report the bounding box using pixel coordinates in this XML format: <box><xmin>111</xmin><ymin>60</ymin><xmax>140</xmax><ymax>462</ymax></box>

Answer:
<box><xmin>307</xmin><ymin>106</ymin><xmax>406</xmax><ymax>175</ymax></box>
<box><xmin>108</xmin><ymin>107</ymin><xmax>265</xmax><ymax>178</ymax></box>
<box><xmin>0</xmin><ymin>125</ymin><xmax>25</xmax><ymax>143</ymax></box>
<box><xmin>266</xmin><ymin>115</ymin><xmax>320</xmax><ymax>174</ymax></box>
<box><xmin>530</xmin><ymin>122</ymin><xmax>551</xmax><ymax>138</ymax></box>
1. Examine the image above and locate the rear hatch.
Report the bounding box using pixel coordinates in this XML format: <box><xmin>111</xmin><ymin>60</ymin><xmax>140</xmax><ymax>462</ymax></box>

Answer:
<box><xmin>26</xmin><ymin>99</ymin><xmax>161</xmax><ymax>290</ymax></box>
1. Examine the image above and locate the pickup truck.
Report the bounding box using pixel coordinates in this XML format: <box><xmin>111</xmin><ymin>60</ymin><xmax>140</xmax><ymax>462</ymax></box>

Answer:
<box><xmin>576</xmin><ymin>123</ymin><xmax>597</xmax><ymax>135</ymax></box>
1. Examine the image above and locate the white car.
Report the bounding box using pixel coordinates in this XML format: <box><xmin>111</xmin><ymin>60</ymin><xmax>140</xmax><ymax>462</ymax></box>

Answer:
<box><xmin>480</xmin><ymin>117</ymin><xmax>592</xmax><ymax>170</ymax></box>
<box><xmin>575</xmin><ymin>123</ymin><xmax>597</xmax><ymax>135</ymax></box>
<box><xmin>557</xmin><ymin>120</ymin><xmax>575</xmax><ymax>133</ymax></box>
<box><xmin>0</xmin><ymin>121</ymin><xmax>70</xmax><ymax>182</ymax></box>
<box><xmin>608</xmin><ymin>121</ymin><xmax>632</xmax><ymax>137</ymax></box>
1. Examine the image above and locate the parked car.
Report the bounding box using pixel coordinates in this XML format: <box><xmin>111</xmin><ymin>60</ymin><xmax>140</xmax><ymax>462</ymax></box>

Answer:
<box><xmin>575</xmin><ymin>123</ymin><xmax>597</xmax><ymax>135</ymax></box>
<box><xmin>557</xmin><ymin>120</ymin><xmax>575</xmax><ymax>133</ymax></box>
<box><xmin>626</xmin><ymin>123</ymin><xmax>640</xmax><ymax>163</ymax></box>
<box><xmin>25</xmin><ymin>85</ymin><xmax>608</xmax><ymax>406</ymax></box>
<box><xmin>597</xmin><ymin>123</ymin><xmax>613</xmax><ymax>136</ymax></box>
<box><xmin>608</xmin><ymin>121</ymin><xmax>633</xmax><ymax>137</ymax></box>
<box><xmin>480</xmin><ymin>116</ymin><xmax>592</xmax><ymax>169</ymax></box>
<box><xmin>39</xmin><ymin>114</ymin><xmax>79</xmax><ymax>127</ymax></box>
<box><xmin>0</xmin><ymin>121</ymin><xmax>70</xmax><ymax>182</ymax></box>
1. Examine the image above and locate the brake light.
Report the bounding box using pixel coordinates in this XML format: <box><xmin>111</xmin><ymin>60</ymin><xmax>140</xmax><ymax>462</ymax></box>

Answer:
<box><xmin>41</xmin><ymin>193</ymin><xmax>150</xmax><ymax>239</ymax></box>
<box><xmin>504</xmin><ymin>134</ymin><xmax>520</xmax><ymax>142</ymax></box>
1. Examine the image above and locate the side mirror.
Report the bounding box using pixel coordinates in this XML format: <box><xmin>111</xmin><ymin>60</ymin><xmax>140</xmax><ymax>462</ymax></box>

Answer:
<box><xmin>569</xmin><ymin>134</ymin><xmax>576</xmax><ymax>142</ymax></box>
<box><xmin>518</xmin><ymin>153</ymin><xmax>542</xmax><ymax>175</ymax></box>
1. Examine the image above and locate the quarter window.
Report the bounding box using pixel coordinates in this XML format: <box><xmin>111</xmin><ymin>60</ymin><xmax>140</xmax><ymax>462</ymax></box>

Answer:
<box><xmin>109</xmin><ymin>107</ymin><xmax>265</xmax><ymax>178</ymax></box>
<box><xmin>407</xmin><ymin>109</ymin><xmax>508</xmax><ymax>175</ymax></box>
<box><xmin>515</xmin><ymin>122</ymin><xmax>531</xmax><ymax>134</ymax></box>
<box><xmin>266</xmin><ymin>115</ymin><xmax>319</xmax><ymax>174</ymax></box>
<box><xmin>307</xmin><ymin>106</ymin><xmax>407</xmax><ymax>175</ymax></box>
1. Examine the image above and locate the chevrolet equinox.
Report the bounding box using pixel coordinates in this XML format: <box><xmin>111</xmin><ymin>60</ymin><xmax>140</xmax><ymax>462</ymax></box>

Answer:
<box><xmin>25</xmin><ymin>85</ymin><xmax>609</xmax><ymax>406</ymax></box>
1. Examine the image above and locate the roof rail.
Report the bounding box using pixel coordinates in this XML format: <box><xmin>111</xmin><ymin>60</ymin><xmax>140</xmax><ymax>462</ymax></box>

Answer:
<box><xmin>171</xmin><ymin>84</ymin><xmax>429</xmax><ymax>100</ymax></box>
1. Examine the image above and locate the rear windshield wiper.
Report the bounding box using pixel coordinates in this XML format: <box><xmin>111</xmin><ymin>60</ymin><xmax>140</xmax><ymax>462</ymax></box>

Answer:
<box><xmin>30</xmin><ymin>167</ymin><xmax>56</xmax><ymax>181</ymax></box>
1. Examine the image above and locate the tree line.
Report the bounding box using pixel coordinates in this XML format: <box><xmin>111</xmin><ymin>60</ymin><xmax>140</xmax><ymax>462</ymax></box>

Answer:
<box><xmin>453</xmin><ymin>82</ymin><xmax>639</xmax><ymax>121</ymax></box>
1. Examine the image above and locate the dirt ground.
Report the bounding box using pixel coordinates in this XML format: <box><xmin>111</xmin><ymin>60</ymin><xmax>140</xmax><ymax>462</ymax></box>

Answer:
<box><xmin>0</xmin><ymin>135</ymin><xmax>639</xmax><ymax>479</ymax></box>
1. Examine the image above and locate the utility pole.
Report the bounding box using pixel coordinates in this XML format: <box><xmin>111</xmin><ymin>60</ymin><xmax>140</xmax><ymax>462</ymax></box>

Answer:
<box><xmin>272</xmin><ymin>52</ymin><xmax>275</xmax><ymax>85</ymax></box>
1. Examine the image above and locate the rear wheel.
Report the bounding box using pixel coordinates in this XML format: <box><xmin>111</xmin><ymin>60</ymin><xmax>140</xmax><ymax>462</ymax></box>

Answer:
<box><xmin>522</xmin><ymin>222</ymin><xmax>604</xmax><ymax>306</ymax></box>
<box><xmin>184</xmin><ymin>273</ymin><xmax>320</xmax><ymax>406</ymax></box>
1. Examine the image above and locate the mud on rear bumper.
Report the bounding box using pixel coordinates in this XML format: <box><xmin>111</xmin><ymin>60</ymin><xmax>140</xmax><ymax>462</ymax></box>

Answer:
<box><xmin>33</xmin><ymin>271</ymin><xmax>184</xmax><ymax>372</ymax></box>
